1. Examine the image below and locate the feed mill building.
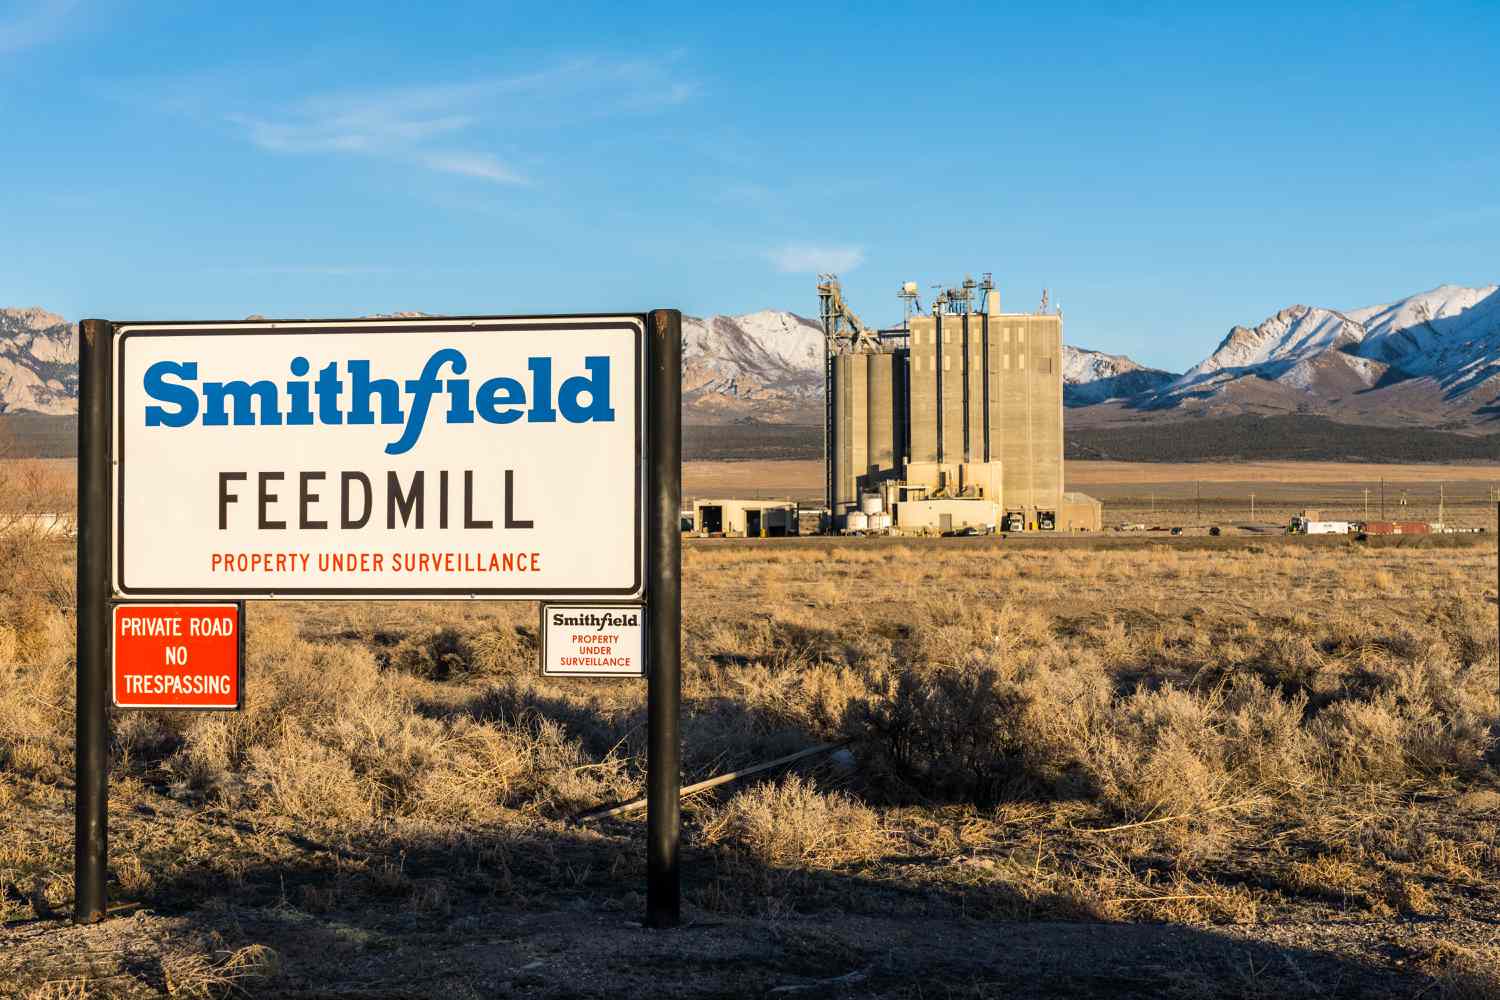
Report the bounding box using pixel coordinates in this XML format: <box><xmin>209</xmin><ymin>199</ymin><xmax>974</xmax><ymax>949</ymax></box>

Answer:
<box><xmin>820</xmin><ymin>274</ymin><xmax>1100</xmax><ymax>533</ymax></box>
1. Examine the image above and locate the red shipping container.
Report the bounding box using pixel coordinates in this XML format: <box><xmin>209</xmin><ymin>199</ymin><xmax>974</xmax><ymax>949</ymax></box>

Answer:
<box><xmin>1359</xmin><ymin>521</ymin><xmax>1431</xmax><ymax>535</ymax></box>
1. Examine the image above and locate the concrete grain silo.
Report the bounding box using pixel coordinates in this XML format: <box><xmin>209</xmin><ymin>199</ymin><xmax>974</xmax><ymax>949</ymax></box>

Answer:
<box><xmin>820</xmin><ymin>272</ymin><xmax>1084</xmax><ymax>532</ymax></box>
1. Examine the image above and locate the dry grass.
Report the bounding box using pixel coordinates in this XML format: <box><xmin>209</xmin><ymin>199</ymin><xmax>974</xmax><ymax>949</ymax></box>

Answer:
<box><xmin>1</xmin><ymin>525</ymin><xmax>1498</xmax><ymax>996</ymax></box>
<box><xmin>0</xmin><ymin>458</ymin><xmax>73</xmax><ymax>517</ymax></box>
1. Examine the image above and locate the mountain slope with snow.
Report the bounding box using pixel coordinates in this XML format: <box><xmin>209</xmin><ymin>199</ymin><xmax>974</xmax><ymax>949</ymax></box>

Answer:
<box><xmin>680</xmin><ymin>310</ymin><xmax>825</xmax><ymax>422</ymax></box>
<box><xmin>683</xmin><ymin>310</ymin><xmax>825</xmax><ymax>384</ymax></box>
<box><xmin>678</xmin><ymin>312</ymin><xmax>1177</xmax><ymax>421</ymax></box>
<box><xmin>1062</xmin><ymin>345</ymin><xmax>1178</xmax><ymax>405</ymax></box>
<box><xmin>5</xmin><ymin>284</ymin><xmax>1499</xmax><ymax>434</ymax></box>
<box><xmin>1103</xmin><ymin>284</ymin><xmax>1500</xmax><ymax>427</ymax></box>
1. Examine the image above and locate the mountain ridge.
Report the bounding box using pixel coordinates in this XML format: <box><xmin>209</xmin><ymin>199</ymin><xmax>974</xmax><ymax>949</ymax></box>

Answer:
<box><xmin>0</xmin><ymin>308</ymin><xmax>78</xmax><ymax>416</ymax></box>
<box><xmin>1118</xmin><ymin>284</ymin><xmax>1500</xmax><ymax>428</ymax></box>
<box><xmin>3</xmin><ymin>283</ymin><xmax>1497</xmax><ymax>433</ymax></box>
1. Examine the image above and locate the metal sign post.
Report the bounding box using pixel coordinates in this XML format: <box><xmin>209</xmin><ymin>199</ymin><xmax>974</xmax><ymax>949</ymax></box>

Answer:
<box><xmin>72</xmin><ymin>310</ymin><xmax>683</xmax><ymax>926</ymax></box>
<box><xmin>75</xmin><ymin>319</ymin><xmax>110</xmax><ymax>923</ymax></box>
<box><xmin>645</xmin><ymin>309</ymin><xmax>682</xmax><ymax>928</ymax></box>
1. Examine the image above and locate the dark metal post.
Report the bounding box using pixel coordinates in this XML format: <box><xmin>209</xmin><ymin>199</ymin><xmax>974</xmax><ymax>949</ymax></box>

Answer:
<box><xmin>75</xmin><ymin>319</ymin><xmax>111</xmax><ymax>922</ymax></box>
<box><xmin>645</xmin><ymin>309</ymin><xmax>682</xmax><ymax>928</ymax></box>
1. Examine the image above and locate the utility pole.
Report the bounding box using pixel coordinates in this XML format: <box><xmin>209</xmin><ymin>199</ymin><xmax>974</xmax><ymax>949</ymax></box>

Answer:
<box><xmin>1381</xmin><ymin>478</ymin><xmax>1386</xmax><ymax>520</ymax></box>
<box><xmin>1196</xmin><ymin>480</ymin><xmax>1202</xmax><ymax>524</ymax></box>
<box><xmin>1438</xmin><ymin>484</ymin><xmax>1445</xmax><ymax>527</ymax></box>
<box><xmin>1363</xmin><ymin>488</ymin><xmax>1370</xmax><ymax>520</ymax></box>
<box><xmin>1250</xmin><ymin>493</ymin><xmax>1255</xmax><ymax>521</ymax></box>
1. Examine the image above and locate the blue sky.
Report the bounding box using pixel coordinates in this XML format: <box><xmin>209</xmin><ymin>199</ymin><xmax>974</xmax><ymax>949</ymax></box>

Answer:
<box><xmin>1</xmin><ymin>1</ymin><xmax>1495</xmax><ymax>372</ymax></box>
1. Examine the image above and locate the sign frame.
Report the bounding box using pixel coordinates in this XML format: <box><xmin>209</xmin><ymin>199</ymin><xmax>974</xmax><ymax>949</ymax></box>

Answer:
<box><xmin>539</xmin><ymin>602</ymin><xmax>647</xmax><ymax>678</ymax></box>
<box><xmin>108</xmin><ymin>314</ymin><xmax>647</xmax><ymax>601</ymax></box>
<box><xmin>73</xmin><ymin>309</ymin><xmax>683</xmax><ymax>929</ymax></box>
<box><xmin>110</xmin><ymin>601</ymin><xmax>246</xmax><ymax>711</ymax></box>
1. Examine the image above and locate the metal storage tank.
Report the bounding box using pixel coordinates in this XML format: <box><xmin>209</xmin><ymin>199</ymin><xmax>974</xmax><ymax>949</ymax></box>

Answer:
<box><xmin>844</xmin><ymin>511</ymin><xmax>869</xmax><ymax>532</ymax></box>
<box><xmin>860</xmin><ymin>494</ymin><xmax>883</xmax><ymax>515</ymax></box>
<box><xmin>870</xmin><ymin>512</ymin><xmax>893</xmax><ymax>531</ymax></box>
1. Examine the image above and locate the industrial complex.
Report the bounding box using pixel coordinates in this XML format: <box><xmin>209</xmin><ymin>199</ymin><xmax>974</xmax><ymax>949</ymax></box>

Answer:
<box><xmin>688</xmin><ymin>273</ymin><xmax>1102</xmax><ymax>537</ymax></box>
<box><xmin>822</xmin><ymin>272</ymin><xmax>1099</xmax><ymax>534</ymax></box>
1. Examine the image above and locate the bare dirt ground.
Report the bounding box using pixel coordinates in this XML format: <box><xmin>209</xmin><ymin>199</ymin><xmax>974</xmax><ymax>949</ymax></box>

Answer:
<box><xmin>1066</xmin><ymin>461</ymin><xmax>1500</xmax><ymax>485</ymax></box>
<box><xmin>686</xmin><ymin>459</ymin><xmax>1500</xmax><ymax>530</ymax></box>
<box><xmin>685</xmin><ymin>460</ymin><xmax>826</xmax><ymax>503</ymax></box>
<box><xmin>1</xmin><ymin>463</ymin><xmax>1499</xmax><ymax>998</ymax></box>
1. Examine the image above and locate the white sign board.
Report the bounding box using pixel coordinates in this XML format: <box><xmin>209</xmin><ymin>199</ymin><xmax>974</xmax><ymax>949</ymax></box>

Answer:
<box><xmin>541</xmin><ymin>604</ymin><xmax>646</xmax><ymax>677</ymax></box>
<box><xmin>111</xmin><ymin>317</ymin><xmax>643</xmax><ymax>599</ymax></box>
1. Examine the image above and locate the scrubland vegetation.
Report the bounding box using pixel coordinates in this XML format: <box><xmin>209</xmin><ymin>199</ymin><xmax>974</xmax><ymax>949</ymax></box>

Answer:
<box><xmin>1</xmin><ymin>520</ymin><xmax>1498</xmax><ymax>996</ymax></box>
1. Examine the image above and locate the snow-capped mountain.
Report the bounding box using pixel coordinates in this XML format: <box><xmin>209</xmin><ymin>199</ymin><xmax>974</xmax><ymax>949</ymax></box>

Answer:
<box><xmin>1062</xmin><ymin>345</ymin><xmax>1178</xmax><ymax>406</ymax></box>
<box><xmin>681</xmin><ymin>310</ymin><xmax>825</xmax><ymax>422</ymax></box>
<box><xmin>0</xmin><ymin>308</ymin><xmax>77</xmax><ymax>415</ymax></box>
<box><xmin>683</xmin><ymin>310</ymin><xmax>824</xmax><ymax>385</ymax></box>
<box><xmin>680</xmin><ymin>312</ymin><xmax>1181</xmax><ymax>420</ymax></box>
<box><xmin>1127</xmin><ymin>284</ymin><xmax>1500</xmax><ymax>425</ymax></box>
<box><xmin>4</xmin><ymin>285</ymin><xmax>1498</xmax><ymax>431</ymax></box>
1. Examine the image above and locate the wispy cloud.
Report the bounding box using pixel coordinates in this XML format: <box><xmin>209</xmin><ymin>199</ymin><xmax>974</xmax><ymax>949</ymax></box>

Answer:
<box><xmin>204</xmin><ymin>56</ymin><xmax>696</xmax><ymax>185</ymax></box>
<box><xmin>0</xmin><ymin>0</ymin><xmax>81</xmax><ymax>54</ymax></box>
<box><xmin>418</xmin><ymin>152</ymin><xmax>525</xmax><ymax>184</ymax></box>
<box><xmin>767</xmin><ymin>244</ymin><xmax>865</xmax><ymax>274</ymax></box>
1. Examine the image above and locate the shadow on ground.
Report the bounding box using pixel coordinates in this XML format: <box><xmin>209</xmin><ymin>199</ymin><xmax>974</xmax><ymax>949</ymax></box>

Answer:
<box><xmin>11</xmin><ymin>814</ymin><xmax>1447</xmax><ymax>1000</ymax></box>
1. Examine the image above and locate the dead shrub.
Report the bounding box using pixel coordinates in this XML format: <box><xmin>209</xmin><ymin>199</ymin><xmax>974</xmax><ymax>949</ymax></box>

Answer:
<box><xmin>0</xmin><ymin>567</ymin><xmax>73</xmax><ymax>779</ymax></box>
<box><xmin>417</xmin><ymin>712</ymin><xmax>630</xmax><ymax>822</ymax></box>
<box><xmin>701</xmin><ymin>774</ymin><xmax>884</xmax><ymax>868</ymax></box>
<box><xmin>161</xmin><ymin>943</ymin><xmax>281</xmax><ymax>998</ymax></box>
<box><xmin>393</xmin><ymin>626</ymin><xmax>474</xmax><ymax>679</ymax></box>
<box><xmin>1219</xmin><ymin>677</ymin><xmax>1313</xmax><ymax>790</ymax></box>
<box><xmin>466</xmin><ymin>624</ymin><xmax>534</xmax><ymax>675</ymax></box>
<box><xmin>1417</xmin><ymin>940</ymin><xmax>1500</xmax><ymax>1000</ymax></box>
<box><xmin>1311</xmin><ymin>687</ymin><xmax>1495</xmax><ymax>782</ymax></box>
<box><xmin>849</xmin><ymin>663</ymin><xmax>1031</xmax><ymax>808</ymax></box>
<box><xmin>246</xmin><ymin>722</ymin><xmax>374</xmax><ymax>824</ymax></box>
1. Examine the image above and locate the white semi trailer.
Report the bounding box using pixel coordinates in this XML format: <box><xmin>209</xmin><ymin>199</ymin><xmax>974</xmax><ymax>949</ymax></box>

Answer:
<box><xmin>1289</xmin><ymin>517</ymin><xmax>1353</xmax><ymax>535</ymax></box>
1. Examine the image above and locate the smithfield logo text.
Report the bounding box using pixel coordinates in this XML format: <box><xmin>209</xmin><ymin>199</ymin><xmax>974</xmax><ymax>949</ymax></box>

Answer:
<box><xmin>551</xmin><ymin>611</ymin><xmax>639</xmax><ymax>629</ymax></box>
<box><xmin>143</xmin><ymin>349</ymin><xmax>615</xmax><ymax>455</ymax></box>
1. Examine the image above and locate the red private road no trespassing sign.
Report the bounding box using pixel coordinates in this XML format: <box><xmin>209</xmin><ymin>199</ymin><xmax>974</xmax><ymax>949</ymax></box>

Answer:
<box><xmin>112</xmin><ymin>603</ymin><xmax>244</xmax><ymax>709</ymax></box>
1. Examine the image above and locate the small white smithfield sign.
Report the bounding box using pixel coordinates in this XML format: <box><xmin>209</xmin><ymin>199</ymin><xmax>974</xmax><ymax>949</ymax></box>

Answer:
<box><xmin>111</xmin><ymin>317</ymin><xmax>643</xmax><ymax>599</ymax></box>
<box><xmin>542</xmin><ymin>604</ymin><xmax>646</xmax><ymax>677</ymax></box>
